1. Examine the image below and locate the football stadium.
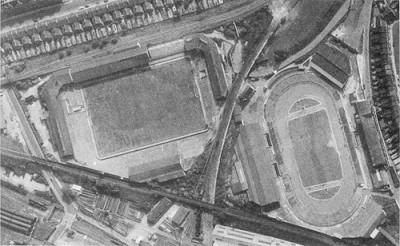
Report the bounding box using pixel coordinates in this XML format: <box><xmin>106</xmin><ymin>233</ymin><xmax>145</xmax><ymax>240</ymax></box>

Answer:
<box><xmin>39</xmin><ymin>34</ymin><xmax>226</xmax><ymax>183</ymax></box>
<box><xmin>264</xmin><ymin>67</ymin><xmax>364</xmax><ymax>227</ymax></box>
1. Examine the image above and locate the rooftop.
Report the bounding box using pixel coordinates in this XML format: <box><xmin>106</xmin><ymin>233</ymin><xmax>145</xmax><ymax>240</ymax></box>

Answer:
<box><xmin>235</xmin><ymin>123</ymin><xmax>280</xmax><ymax>206</ymax></box>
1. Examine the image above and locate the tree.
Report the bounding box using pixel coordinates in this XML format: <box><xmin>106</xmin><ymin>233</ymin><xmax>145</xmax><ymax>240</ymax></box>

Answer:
<box><xmin>62</xmin><ymin>186</ymin><xmax>77</xmax><ymax>204</ymax></box>
<box><xmin>66</xmin><ymin>50</ymin><xmax>72</xmax><ymax>56</ymax></box>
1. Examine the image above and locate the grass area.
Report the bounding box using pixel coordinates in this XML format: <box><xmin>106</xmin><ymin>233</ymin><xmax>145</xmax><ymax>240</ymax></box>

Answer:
<box><xmin>288</xmin><ymin>109</ymin><xmax>342</xmax><ymax>187</ymax></box>
<box><xmin>84</xmin><ymin>58</ymin><xmax>205</xmax><ymax>157</ymax></box>
<box><xmin>262</xmin><ymin>0</ymin><xmax>345</xmax><ymax>66</ymax></box>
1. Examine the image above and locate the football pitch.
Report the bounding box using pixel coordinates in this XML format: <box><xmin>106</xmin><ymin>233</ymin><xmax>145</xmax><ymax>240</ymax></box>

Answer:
<box><xmin>84</xmin><ymin>58</ymin><xmax>206</xmax><ymax>157</ymax></box>
<box><xmin>288</xmin><ymin>109</ymin><xmax>342</xmax><ymax>188</ymax></box>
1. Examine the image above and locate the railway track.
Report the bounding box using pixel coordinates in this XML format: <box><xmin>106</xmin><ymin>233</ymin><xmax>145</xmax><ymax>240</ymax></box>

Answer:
<box><xmin>1</xmin><ymin>148</ymin><xmax>355</xmax><ymax>246</ymax></box>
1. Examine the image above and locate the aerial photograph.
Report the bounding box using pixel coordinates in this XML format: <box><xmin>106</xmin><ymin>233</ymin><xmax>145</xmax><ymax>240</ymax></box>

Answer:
<box><xmin>0</xmin><ymin>0</ymin><xmax>399</xmax><ymax>245</ymax></box>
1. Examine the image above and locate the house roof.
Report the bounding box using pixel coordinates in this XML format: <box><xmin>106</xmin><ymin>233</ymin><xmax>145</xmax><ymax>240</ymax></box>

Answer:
<box><xmin>123</xmin><ymin>8</ymin><xmax>133</xmax><ymax>17</ymax></box>
<box><xmin>42</xmin><ymin>31</ymin><xmax>53</xmax><ymax>41</ymax></box>
<box><xmin>83</xmin><ymin>19</ymin><xmax>93</xmax><ymax>30</ymax></box>
<box><xmin>235</xmin><ymin>123</ymin><xmax>280</xmax><ymax>206</ymax></box>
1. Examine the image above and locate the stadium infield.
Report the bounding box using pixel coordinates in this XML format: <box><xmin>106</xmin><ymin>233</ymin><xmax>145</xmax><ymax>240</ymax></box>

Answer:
<box><xmin>84</xmin><ymin>57</ymin><xmax>206</xmax><ymax>158</ymax></box>
<box><xmin>288</xmin><ymin>108</ymin><xmax>342</xmax><ymax>188</ymax></box>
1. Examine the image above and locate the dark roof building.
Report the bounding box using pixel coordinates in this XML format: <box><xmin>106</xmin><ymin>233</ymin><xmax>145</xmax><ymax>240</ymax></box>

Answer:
<box><xmin>129</xmin><ymin>155</ymin><xmax>184</xmax><ymax>183</ymax></box>
<box><xmin>172</xmin><ymin>206</ymin><xmax>190</xmax><ymax>226</ymax></box>
<box><xmin>184</xmin><ymin>34</ymin><xmax>227</xmax><ymax>100</ymax></box>
<box><xmin>235</xmin><ymin>123</ymin><xmax>280</xmax><ymax>206</ymax></box>
<box><xmin>310</xmin><ymin>43</ymin><xmax>351</xmax><ymax>88</ymax></box>
<box><xmin>356</xmin><ymin>101</ymin><xmax>387</xmax><ymax>168</ymax></box>
<box><xmin>147</xmin><ymin>197</ymin><xmax>173</xmax><ymax>225</ymax></box>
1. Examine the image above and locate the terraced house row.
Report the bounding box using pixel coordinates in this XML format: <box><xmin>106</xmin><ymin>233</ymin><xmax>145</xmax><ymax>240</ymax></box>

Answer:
<box><xmin>0</xmin><ymin>0</ymin><xmax>224</xmax><ymax>65</ymax></box>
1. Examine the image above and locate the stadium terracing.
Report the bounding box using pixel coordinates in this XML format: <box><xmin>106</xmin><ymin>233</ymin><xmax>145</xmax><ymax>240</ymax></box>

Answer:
<box><xmin>39</xmin><ymin>34</ymin><xmax>227</xmax><ymax>182</ymax></box>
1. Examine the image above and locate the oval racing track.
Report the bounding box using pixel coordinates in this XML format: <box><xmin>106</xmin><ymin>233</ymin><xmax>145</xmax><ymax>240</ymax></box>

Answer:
<box><xmin>265</xmin><ymin>68</ymin><xmax>366</xmax><ymax>227</ymax></box>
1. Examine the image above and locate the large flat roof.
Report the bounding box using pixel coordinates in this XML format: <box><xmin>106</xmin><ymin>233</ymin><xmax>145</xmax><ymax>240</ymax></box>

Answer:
<box><xmin>235</xmin><ymin>123</ymin><xmax>280</xmax><ymax>206</ymax></box>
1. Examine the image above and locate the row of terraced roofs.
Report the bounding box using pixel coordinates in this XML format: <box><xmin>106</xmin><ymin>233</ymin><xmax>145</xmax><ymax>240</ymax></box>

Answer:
<box><xmin>1</xmin><ymin>0</ymin><xmax>181</xmax><ymax>50</ymax></box>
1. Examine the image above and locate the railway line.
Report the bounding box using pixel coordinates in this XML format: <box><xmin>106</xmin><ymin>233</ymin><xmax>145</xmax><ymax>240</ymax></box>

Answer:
<box><xmin>1</xmin><ymin>148</ymin><xmax>355</xmax><ymax>246</ymax></box>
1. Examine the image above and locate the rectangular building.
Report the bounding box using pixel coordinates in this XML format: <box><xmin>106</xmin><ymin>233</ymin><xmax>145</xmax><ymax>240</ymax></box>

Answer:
<box><xmin>212</xmin><ymin>225</ymin><xmax>302</xmax><ymax>246</ymax></box>
<box><xmin>235</xmin><ymin>123</ymin><xmax>280</xmax><ymax>206</ymax></box>
<box><xmin>355</xmin><ymin>101</ymin><xmax>387</xmax><ymax>167</ymax></box>
<box><xmin>147</xmin><ymin>197</ymin><xmax>173</xmax><ymax>225</ymax></box>
<box><xmin>129</xmin><ymin>155</ymin><xmax>185</xmax><ymax>183</ymax></box>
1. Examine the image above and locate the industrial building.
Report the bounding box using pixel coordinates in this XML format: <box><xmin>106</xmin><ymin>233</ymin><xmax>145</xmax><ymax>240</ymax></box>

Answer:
<box><xmin>234</xmin><ymin>123</ymin><xmax>280</xmax><ymax>206</ymax></box>
<box><xmin>212</xmin><ymin>225</ymin><xmax>302</xmax><ymax>246</ymax></box>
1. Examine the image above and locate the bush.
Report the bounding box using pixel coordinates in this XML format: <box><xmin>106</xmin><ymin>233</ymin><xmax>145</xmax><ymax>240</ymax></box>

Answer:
<box><xmin>62</xmin><ymin>186</ymin><xmax>77</xmax><ymax>204</ymax></box>
<box><xmin>58</xmin><ymin>52</ymin><xmax>65</xmax><ymax>60</ymax></box>
<box><xmin>111</xmin><ymin>38</ymin><xmax>118</xmax><ymax>44</ymax></box>
<box><xmin>92</xmin><ymin>42</ymin><xmax>99</xmax><ymax>49</ymax></box>
<box><xmin>66</xmin><ymin>50</ymin><xmax>72</xmax><ymax>56</ymax></box>
<box><xmin>101</xmin><ymin>39</ymin><xmax>109</xmax><ymax>45</ymax></box>
<box><xmin>83</xmin><ymin>46</ymin><xmax>90</xmax><ymax>53</ymax></box>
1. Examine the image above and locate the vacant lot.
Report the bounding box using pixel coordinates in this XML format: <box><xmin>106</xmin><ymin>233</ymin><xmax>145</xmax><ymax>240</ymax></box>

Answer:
<box><xmin>288</xmin><ymin>109</ymin><xmax>342</xmax><ymax>187</ymax></box>
<box><xmin>85</xmin><ymin>58</ymin><xmax>205</xmax><ymax>157</ymax></box>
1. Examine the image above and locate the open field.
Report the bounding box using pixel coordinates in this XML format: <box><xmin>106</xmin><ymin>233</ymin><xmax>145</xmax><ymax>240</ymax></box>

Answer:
<box><xmin>288</xmin><ymin>109</ymin><xmax>342</xmax><ymax>187</ymax></box>
<box><xmin>84</xmin><ymin>58</ymin><xmax>205</xmax><ymax>157</ymax></box>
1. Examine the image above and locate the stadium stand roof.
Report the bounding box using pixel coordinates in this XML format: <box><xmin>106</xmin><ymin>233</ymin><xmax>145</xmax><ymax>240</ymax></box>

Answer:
<box><xmin>129</xmin><ymin>155</ymin><xmax>184</xmax><ymax>183</ymax></box>
<box><xmin>184</xmin><ymin>34</ymin><xmax>227</xmax><ymax>100</ymax></box>
<box><xmin>310</xmin><ymin>43</ymin><xmax>351</xmax><ymax>88</ymax></box>
<box><xmin>235</xmin><ymin>123</ymin><xmax>280</xmax><ymax>206</ymax></box>
<box><xmin>40</xmin><ymin>47</ymin><xmax>150</xmax><ymax>159</ymax></box>
<box><xmin>355</xmin><ymin>101</ymin><xmax>387</xmax><ymax>167</ymax></box>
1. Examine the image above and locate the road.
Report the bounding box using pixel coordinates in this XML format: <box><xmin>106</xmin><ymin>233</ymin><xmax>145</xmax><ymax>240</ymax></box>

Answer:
<box><xmin>278</xmin><ymin>0</ymin><xmax>351</xmax><ymax>69</ymax></box>
<box><xmin>1</xmin><ymin>149</ymin><xmax>356</xmax><ymax>246</ymax></box>
<box><xmin>2</xmin><ymin>0</ymin><xmax>271</xmax><ymax>85</ymax></box>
